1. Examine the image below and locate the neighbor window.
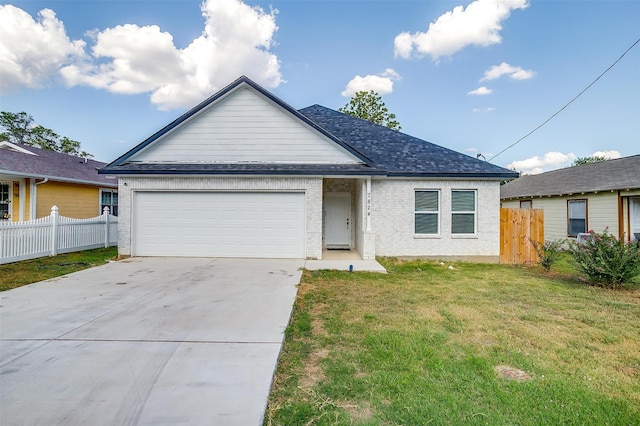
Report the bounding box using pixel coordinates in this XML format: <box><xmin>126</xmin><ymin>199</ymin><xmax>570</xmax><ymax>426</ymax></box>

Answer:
<box><xmin>520</xmin><ymin>200</ymin><xmax>532</xmax><ymax>209</ymax></box>
<box><xmin>0</xmin><ymin>183</ymin><xmax>10</xmax><ymax>220</ymax></box>
<box><xmin>100</xmin><ymin>190</ymin><xmax>118</xmax><ymax>216</ymax></box>
<box><xmin>451</xmin><ymin>190</ymin><xmax>476</xmax><ymax>234</ymax></box>
<box><xmin>567</xmin><ymin>199</ymin><xmax>587</xmax><ymax>237</ymax></box>
<box><xmin>415</xmin><ymin>190</ymin><xmax>439</xmax><ymax>234</ymax></box>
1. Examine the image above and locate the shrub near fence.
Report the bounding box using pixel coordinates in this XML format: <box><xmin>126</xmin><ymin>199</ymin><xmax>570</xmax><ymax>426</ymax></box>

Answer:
<box><xmin>0</xmin><ymin>206</ymin><xmax>117</xmax><ymax>264</ymax></box>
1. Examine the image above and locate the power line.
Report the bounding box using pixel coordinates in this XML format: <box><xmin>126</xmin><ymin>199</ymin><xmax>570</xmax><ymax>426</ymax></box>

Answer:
<box><xmin>489</xmin><ymin>36</ymin><xmax>640</xmax><ymax>162</ymax></box>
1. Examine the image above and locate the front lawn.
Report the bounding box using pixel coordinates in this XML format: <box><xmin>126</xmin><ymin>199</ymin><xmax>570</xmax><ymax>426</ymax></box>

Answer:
<box><xmin>266</xmin><ymin>259</ymin><xmax>640</xmax><ymax>425</ymax></box>
<box><xmin>0</xmin><ymin>247</ymin><xmax>118</xmax><ymax>291</ymax></box>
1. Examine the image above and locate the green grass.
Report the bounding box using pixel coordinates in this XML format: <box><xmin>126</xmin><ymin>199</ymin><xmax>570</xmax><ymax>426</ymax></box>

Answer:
<box><xmin>0</xmin><ymin>247</ymin><xmax>118</xmax><ymax>291</ymax></box>
<box><xmin>266</xmin><ymin>259</ymin><xmax>640</xmax><ymax>425</ymax></box>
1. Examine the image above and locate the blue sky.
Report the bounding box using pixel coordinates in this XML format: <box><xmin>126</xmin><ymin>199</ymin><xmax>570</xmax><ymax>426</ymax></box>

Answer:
<box><xmin>1</xmin><ymin>0</ymin><xmax>638</xmax><ymax>174</ymax></box>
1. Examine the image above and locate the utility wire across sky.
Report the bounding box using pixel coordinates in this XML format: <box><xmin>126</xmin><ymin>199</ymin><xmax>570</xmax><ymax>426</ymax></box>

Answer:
<box><xmin>489</xmin><ymin>36</ymin><xmax>640</xmax><ymax>163</ymax></box>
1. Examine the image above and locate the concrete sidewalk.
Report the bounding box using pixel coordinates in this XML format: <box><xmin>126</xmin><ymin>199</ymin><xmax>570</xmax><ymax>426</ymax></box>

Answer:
<box><xmin>0</xmin><ymin>257</ymin><xmax>303</xmax><ymax>425</ymax></box>
<box><xmin>304</xmin><ymin>259</ymin><xmax>387</xmax><ymax>272</ymax></box>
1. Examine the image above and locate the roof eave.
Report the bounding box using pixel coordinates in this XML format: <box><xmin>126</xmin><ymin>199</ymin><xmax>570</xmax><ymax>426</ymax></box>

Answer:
<box><xmin>386</xmin><ymin>171</ymin><xmax>519</xmax><ymax>179</ymax></box>
<box><xmin>99</xmin><ymin>168</ymin><xmax>387</xmax><ymax>177</ymax></box>
<box><xmin>0</xmin><ymin>169</ymin><xmax>117</xmax><ymax>187</ymax></box>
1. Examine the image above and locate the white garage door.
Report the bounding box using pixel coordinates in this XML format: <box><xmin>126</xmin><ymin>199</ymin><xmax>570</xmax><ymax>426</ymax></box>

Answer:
<box><xmin>133</xmin><ymin>191</ymin><xmax>305</xmax><ymax>258</ymax></box>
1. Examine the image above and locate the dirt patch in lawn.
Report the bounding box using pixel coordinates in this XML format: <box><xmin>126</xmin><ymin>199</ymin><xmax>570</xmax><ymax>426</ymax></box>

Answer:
<box><xmin>495</xmin><ymin>365</ymin><xmax>532</xmax><ymax>381</ymax></box>
<box><xmin>299</xmin><ymin>348</ymin><xmax>329</xmax><ymax>390</ymax></box>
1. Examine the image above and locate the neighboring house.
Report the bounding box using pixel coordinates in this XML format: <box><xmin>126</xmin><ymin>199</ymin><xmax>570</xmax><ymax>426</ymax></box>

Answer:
<box><xmin>501</xmin><ymin>155</ymin><xmax>640</xmax><ymax>242</ymax></box>
<box><xmin>101</xmin><ymin>76</ymin><xmax>518</xmax><ymax>261</ymax></box>
<box><xmin>0</xmin><ymin>141</ymin><xmax>118</xmax><ymax>221</ymax></box>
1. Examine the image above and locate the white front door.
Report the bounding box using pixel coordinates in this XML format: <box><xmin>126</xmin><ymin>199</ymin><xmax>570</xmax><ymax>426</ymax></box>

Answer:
<box><xmin>631</xmin><ymin>197</ymin><xmax>640</xmax><ymax>241</ymax></box>
<box><xmin>325</xmin><ymin>192</ymin><xmax>351</xmax><ymax>248</ymax></box>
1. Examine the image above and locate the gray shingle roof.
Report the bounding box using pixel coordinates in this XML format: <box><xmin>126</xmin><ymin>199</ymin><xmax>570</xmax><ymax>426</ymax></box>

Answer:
<box><xmin>500</xmin><ymin>155</ymin><xmax>640</xmax><ymax>199</ymax></box>
<box><xmin>101</xmin><ymin>75</ymin><xmax>518</xmax><ymax>180</ymax></box>
<box><xmin>299</xmin><ymin>105</ymin><xmax>518</xmax><ymax>178</ymax></box>
<box><xmin>0</xmin><ymin>143</ymin><xmax>117</xmax><ymax>187</ymax></box>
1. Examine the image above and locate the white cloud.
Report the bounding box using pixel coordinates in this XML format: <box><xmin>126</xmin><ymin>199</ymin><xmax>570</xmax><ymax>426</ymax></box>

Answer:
<box><xmin>472</xmin><ymin>106</ymin><xmax>495</xmax><ymax>112</ymax></box>
<box><xmin>480</xmin><ymin>62</ymin><xmax>535</xmax><ymax>81</ymax></box>
<box><xmin>468</xmin><ymin>86</ymin><xmax>492</xmax><ymax>96</ymax></box>
<box><xmin>394</xmin><ymin>0</ymin><xmax>529</xmax><ymax>60</ymax></box>
<box><xmin>0</xmin><ymin>5</ymin><xmax>85</xmax><ymax>93</ymax></box>
<box><xmin>2</xmin><ymin>0</ymin><xmax>282</xmax><ymax>110</ymax></box>
<box><xmin>506</xmin><ymin>151</ymin><xmax>576</xmax><ymax>174</ymax></box>
<box><xmin>591</xmin><ymin>150</ymin><xmax>621</xmax><ymax>159</ymax></box>
<box><xmin>341</xmin><ymin>68</ymin><xmax>401</xmax><ymax>97</ymax></box>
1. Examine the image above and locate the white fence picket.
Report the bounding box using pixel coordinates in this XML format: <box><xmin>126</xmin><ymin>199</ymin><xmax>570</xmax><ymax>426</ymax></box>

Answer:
<box><xmin>0</xmin><ymin>206</ymin><xmax>117</xmax><ymax>264</ymax></box>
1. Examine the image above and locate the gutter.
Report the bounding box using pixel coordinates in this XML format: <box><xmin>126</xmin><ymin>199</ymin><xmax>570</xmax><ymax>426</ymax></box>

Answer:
<box><xmin>0</xmin><ymin>170</ymin><xmax>117</xmax><ymax>188</ymax></box>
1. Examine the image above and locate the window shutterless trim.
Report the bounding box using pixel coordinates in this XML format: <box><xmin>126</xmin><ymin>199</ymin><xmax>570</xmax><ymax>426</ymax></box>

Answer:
<box><xmin>414</xmin><ymin>189</ymin><xmax>440</xmax><ymax>235</ymax></box>
<box><xmin>567</xmin><ymin>198</ymin><xmax>587</xmax><ymax>237</ymax></box>
<box><xmin>99</xmin><ymin>188</ymin><xmax>118</xmax><ymax>216</ymax></box>
<box><xmin>451</xmin><ymin>189</ymin><xmax>477</xmax><ymax>235</ymax></box>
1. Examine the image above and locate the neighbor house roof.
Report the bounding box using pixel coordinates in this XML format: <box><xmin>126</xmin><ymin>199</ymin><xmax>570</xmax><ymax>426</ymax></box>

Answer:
<box><xmin>500</xmin><ymin>154</ymin><xmax>640</xmax><ymax>199</ymax></box>
<box><xmin>0</xmin><ymin>142</ymin><xmax>117</xmax><ymax>187</ymax></box>
<box><xmin>101</xmin><ymin>76</ymin><xmax>518</xmax><ymax>180</ymax></box>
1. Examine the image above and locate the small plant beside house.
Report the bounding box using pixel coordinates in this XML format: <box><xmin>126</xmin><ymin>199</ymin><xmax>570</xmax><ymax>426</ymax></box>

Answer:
<box><xmin>569</xmin><ymin>229</ymin><xmax>640</xmax><ymax>288</ymax></box>
<box><xmin>530</xmin><ymin>238</ymin><xmax>564</xmax><ymax>272</ymax></box>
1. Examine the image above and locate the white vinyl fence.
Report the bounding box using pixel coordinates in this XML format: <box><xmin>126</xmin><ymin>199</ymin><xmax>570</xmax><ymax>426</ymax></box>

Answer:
<box><xmin>0</xmin><ymin>206</ymin><xmax>117</xmax><ymax>265</ymax></box>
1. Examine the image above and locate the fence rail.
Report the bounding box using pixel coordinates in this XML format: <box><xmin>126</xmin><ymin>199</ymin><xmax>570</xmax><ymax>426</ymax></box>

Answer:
<box><xmin>0</xmin><ymin>206</ymin><xmax>117</xmax><ymax>265</ymax></box>
<box><xmin>500</xmin><ymin>208</ymin><xmax>544</xmax><ymax>265</ymax></box>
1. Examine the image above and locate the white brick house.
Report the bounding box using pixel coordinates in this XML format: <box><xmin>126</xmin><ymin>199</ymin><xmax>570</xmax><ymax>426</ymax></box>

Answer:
<box><xmin>102</xmin><ymin>76</ymin><xmax>517</xmax><ymax>262</ymax></box>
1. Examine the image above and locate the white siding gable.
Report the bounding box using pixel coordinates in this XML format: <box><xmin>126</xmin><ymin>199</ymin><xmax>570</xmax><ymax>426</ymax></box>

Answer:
<box><xmin>129</xmin><ymin>85</ymin><xmax>361</xmax><ymax>164</ymax></box>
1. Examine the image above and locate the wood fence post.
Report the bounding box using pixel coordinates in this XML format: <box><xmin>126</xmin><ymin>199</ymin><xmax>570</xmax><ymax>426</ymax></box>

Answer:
<box><xmin>51</xmin><ymin>205</ymin><xmax>59</xmax><ymax>256</ymax></box>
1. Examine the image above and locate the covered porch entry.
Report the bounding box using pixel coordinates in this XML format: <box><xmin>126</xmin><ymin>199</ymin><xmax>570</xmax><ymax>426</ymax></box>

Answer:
<box><xmin>322</xmin><ymin>178</ymin><xmax>375</xmax><ymax>261</ymax></box>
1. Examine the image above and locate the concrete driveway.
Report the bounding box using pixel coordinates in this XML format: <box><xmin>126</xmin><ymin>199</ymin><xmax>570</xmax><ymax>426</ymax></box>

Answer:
<box><xmin>0</xmin><ymin>257</ymin><xmax>303</xmax><ymax>425</ymax></box>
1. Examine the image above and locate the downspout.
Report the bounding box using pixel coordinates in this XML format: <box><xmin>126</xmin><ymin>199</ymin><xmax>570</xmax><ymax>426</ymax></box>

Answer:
<box><xmin>366</xmin><ymin>177</ymin><xmax>372</xmax><ymax>232</ymax></box>
<box><xmin>33</xmin><ymin>178</ymin><xmax>49</xmax><ymax>219</ymax></box>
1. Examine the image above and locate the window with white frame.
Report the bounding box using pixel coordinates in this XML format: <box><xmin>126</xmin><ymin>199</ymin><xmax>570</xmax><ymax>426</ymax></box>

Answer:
<box><xmin>567</xmin><ymin>199</ymin><xmax>587</xmax><ymax>237</ymax></box>
<box><xmin>100</xmin><ymin>189</ymin><xmax>118</xmax><ymax>216</ymax></box>
<box><xmin>0</xmin><ymin>183</ymin><xmax>10</xmax><ymax>220</ymax></box>
<box><xmin>415</xmin><ymin>190</ymin><xmax>439</xmax><ymax>234</ymax></box>
<box><xmin>451</xmin><ymin>190</ymin><xmax>476</xmax><ymax>234</ymax></box>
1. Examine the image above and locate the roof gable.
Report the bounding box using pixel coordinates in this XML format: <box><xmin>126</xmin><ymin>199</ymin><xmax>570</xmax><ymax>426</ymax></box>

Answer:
<box><xmin>113</xmin><ymin>76</ymin><xmax>368</xmax><ymax>167</ymax></box>
<box><xmin>500</xmin><ymin>155</ymin><xmax>640</xmax><ymax>199</ymax></box>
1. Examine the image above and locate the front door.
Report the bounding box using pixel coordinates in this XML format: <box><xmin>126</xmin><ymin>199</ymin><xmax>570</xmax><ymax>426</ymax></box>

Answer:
<box><xmin>325</xmin><ymin>192</ymin><xmax>351</xmax><ymax>248</ymax></box>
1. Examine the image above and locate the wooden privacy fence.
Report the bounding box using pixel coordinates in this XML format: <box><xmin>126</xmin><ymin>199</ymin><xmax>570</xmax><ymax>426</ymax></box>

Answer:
<box><xmin>0</xmin><ymin>206</ymin><xmax>117</xmax><ymax>265</ymax></box>
<box><xmin>500</xmin><ymin>208</ymin><xmax>544</xmax><ymax>265</ymax></box>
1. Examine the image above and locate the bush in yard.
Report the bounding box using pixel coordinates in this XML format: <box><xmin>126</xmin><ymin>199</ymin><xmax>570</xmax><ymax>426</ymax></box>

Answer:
<box><xmin>569</xmin><ymin>229</ymin><xmax>640</xmax><ymax>288</ymax></box>
<box><xmin>530</xmin><ymin>238</ymin><xmax>564</xmax><ymax>272</ymax></box>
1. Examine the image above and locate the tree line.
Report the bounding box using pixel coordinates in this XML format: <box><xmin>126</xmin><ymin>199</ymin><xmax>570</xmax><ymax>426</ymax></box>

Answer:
<box><xmin>0</xmin><ymin>111</ymin><xmax>92</xmax><ymax>158</ymax></box>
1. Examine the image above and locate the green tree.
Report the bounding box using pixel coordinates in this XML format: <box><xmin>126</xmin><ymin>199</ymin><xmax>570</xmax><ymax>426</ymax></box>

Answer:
<box><xmin>338</xmin><ymin>91</ymin><xmax>401</xmax><ymax>131</ymax></box>
<box><xmin>0</xmin><ymin>111</ymin><xmax>92</xmax><ymax>158</ymax></box>
<box><xmin>572</xmin><ymin>155</ymin><xmax>608</xmax><ymax>166</ymax></box>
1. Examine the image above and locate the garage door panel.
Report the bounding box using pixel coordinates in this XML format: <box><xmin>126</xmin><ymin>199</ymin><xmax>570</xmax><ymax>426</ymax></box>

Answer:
<box><xmin>134</xmin><ymin>192</ymin><xmax>305</xmax><ymax>258</ymax></box>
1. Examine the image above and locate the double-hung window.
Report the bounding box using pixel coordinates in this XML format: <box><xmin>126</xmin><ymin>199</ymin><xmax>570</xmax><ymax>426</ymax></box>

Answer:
<box><xmin>451</xmin><ymin>190</ymin><xmax>476</xmax><ymax>234</ymax></box>
<box><xmin>0</xmin><ymin>183</ymin><xmax>10</xmax><ymax>220</ymax></box>
<box><xmin>415</xmin><ymin>190</ymin><xmax>439</xmax><ymax>234</ymax></box>
<box><xmin>100</xmin><ymin>190</ymin><xmax>118</xmax><ymax>216</ymax></box>
<box><xmin>567</xmin><ymin>199</ymin><xmax>587</xmax><ymax>237</ymax></box>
